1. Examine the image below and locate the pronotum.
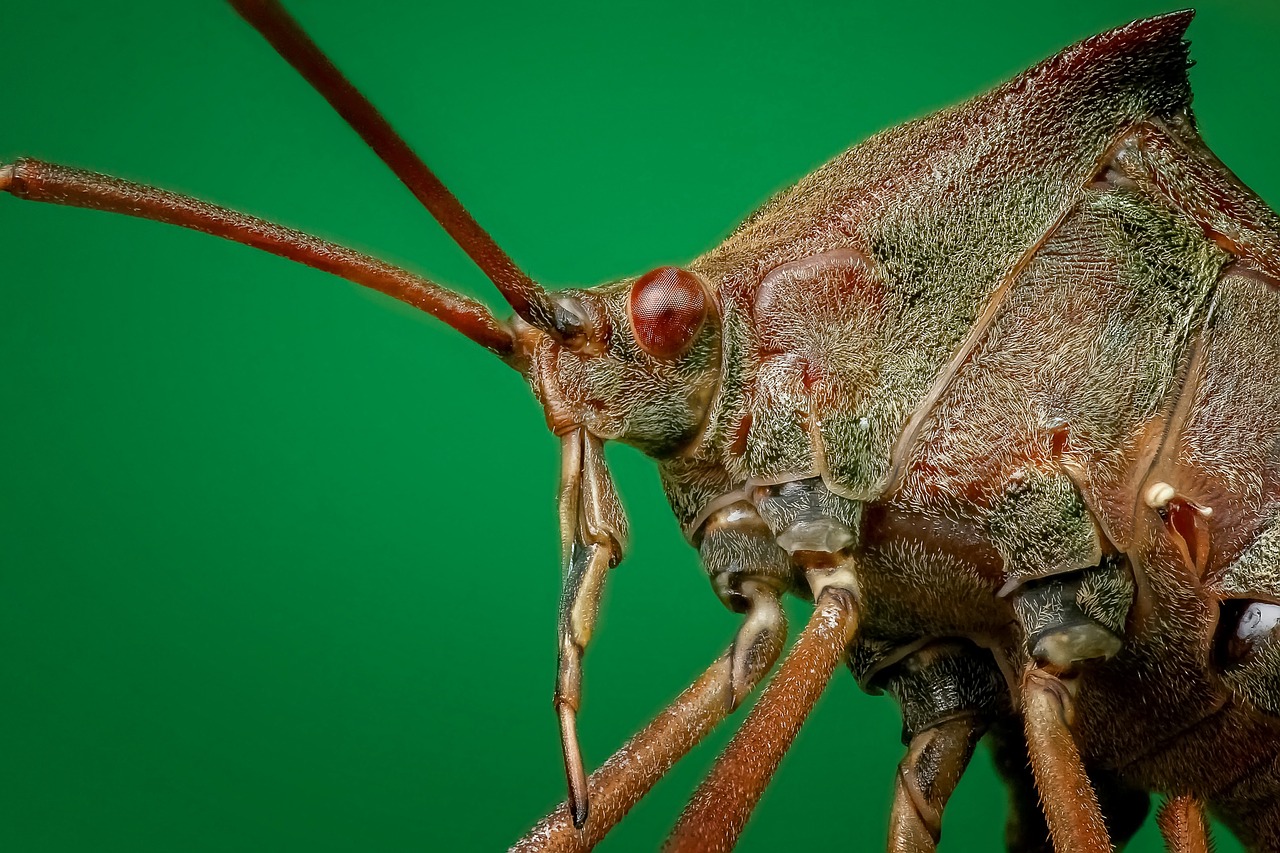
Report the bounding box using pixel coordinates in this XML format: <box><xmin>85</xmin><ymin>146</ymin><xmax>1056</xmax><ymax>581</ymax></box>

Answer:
<box><xmin>2</xmin><ymin>3</ymin><xmax>1280</xmax><ymax>845</ymax></box>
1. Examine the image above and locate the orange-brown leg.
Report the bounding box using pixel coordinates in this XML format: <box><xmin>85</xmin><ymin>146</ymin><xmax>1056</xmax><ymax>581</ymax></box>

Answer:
<box><xmin>513</xmin><ymin>584</ymin><xmax>787</xmax><ymax>853</ymax></box>
<box><xmin>887</xmin><ymin>715</ymin><xmax>986</xmax><ymax>853</ymax></box>
<box><xmin>1020</xmin><ymin>666</ymin><xmax>1111</xmax><ymax>852</ymax></box>
<box><xmin>663</xmin><ymin>585</ymin><xmax>859</xmax><ymax>853</ymax></box>
<box><xmin>990</xmin><ymin>720</ymin><xmax>1150</xmax><ymax>853</ymax></box>
<box><xmin>988</xmin><ymin>721</ymin><xmax>1053</xmax><ymax>853</ymax></box>
<box><xmin>1158</xmin><ymin>796</ymin><xmax>1213</xmax><ymax>853</ymax></box>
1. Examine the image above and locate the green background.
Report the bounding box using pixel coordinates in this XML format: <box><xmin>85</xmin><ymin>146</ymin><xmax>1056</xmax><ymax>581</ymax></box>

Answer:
<box><xmin>1</xmin><ymin>2</ymin><xmax>1275</xmax><ymax>850</ymax></box>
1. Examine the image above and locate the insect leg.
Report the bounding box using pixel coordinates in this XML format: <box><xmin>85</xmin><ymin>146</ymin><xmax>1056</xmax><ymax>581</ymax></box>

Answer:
<box><xmin>663</xmin><ymin>581</ymin><xmax>859</xmax><ymax>853</ymax></box>
<box><xmin>987</xmin><ymin>471</ymin><xmax>1137</xmax><ymax>850</ymax></box>
<box><xmin>990</xmin><ymin>727</ymin><xmax>1150</xmax><ymax>853</ymax></box>
<box><xmin>874</xmin><ymin>642</ymin><xmax>1002</xmax><ymax>852</ymax></box>
<box><xmin>887</xmin><ymin>718</ymin><xmax>984</xmax><ymax>853</ymax></box>
<box><xmin>1091</xmin><ymin>772</ymin><xmax>1151</xmax><ymax>849</ymax></box>
<box><xmin>987</xmin><ymin>721</ymin><xmax>1053</xmax><ymax>853</ymax></box>
<box><xmin>511</xmin><ymin>587</ymin><xmax>786</xmax><ymax>852</ymax></box>
<box><xmin>1010</xmin><ymin>559</ymin><xmax>1135</xmax><ymax>853</ymax></box>
<box><xmin>1020</xmin><ymin>665</ymin><xmax>1111</xmax><ymax>852</ymax></box>
<box><xmin>1157</xmin><ymin>796</ymin><xmax>1213</xmax><ymax>853</ymax></box>
<box><xmin>513</xmin><ymin>502</ymin><xmax>791</xmax><ymax>850</ymax></box>
<box><xmin>697</xmin><ymin>503</ymin><xmax>796</xmax><ymax>711</ymax></box>
<box><xmin>0</xmin><ymin>159</ymin><xmax>513</xmax><ymax>354</ymax></box>
<box><xmin>1009</xmin><ymin>555</ymin><xmax>1147</xmax><ymax>853</ymax></box>
<box><xmin>555</xmin><ymin>430</ymin><xmax>629</xmax><ymax>827</ymax></box>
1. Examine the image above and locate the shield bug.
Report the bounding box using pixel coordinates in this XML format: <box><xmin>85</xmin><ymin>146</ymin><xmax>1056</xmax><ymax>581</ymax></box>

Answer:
<box><xmin>2</xmin><ymin>1</ymin><xmax>1280</xmax><ymax>850</ymax></box>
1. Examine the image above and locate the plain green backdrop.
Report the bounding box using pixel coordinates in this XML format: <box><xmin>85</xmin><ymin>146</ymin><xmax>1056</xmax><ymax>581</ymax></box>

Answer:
<box><xmin>2</xmin><ymin>2</ymin><xmax>1277</xmax><ymax>850</ymax></box>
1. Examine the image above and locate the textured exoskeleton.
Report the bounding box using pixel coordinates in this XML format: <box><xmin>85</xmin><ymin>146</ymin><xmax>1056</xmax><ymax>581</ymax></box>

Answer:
<box><xmin>6</xmin><ymin>4</ymin><xmax>1280</xmax><ymax>851</ymax></box>
<box><xmin>522</xmin><ymin>11</ymin><xmax>1280</xmax><ymax>850</ymax></box>
<box><xmin>521</xmin><ymin>12</ymin><xmax>1280</xmax><ymax>849</ymax></box>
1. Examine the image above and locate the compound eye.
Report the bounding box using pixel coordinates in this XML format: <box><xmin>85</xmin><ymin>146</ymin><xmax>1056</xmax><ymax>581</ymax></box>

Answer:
<box><xmin>628</xmin><ymin>266</ymin><xmax>708</xmax><ymax>359</ymax></box>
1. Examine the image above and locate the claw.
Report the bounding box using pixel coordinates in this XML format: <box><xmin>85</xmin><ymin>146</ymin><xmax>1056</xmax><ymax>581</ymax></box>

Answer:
<box><xmin>0</xmin><ymin>163</ymin><xmax>14</xmax><ymax>191</ymax></box>
<box><xmin>555</xmin><ymin>606</ymin><xmax>594</xmax><ymax>829</ymax></box>
<box><xmin>556</xmin><ymin>701</ymin><xmax>590</xmax><ymax>828</ymax></box>
<box><xmin>728</xmin><ymin>581</ymin><xmax>786</xmax><ymax>712</ymax></box>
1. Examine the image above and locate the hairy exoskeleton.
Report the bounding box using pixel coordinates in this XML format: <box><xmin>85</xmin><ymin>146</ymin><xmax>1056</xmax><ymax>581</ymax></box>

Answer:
<box><xmin>8</xmin><ymin>3</ymin><xmax>1280</xmax><ymax>851</ymax></box>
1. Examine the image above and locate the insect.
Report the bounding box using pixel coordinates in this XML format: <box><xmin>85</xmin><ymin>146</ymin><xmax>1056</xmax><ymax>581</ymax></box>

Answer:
<box><xmin>2</xmin><ymin>1</ymin><xmax>1280</xmax><ymax>850</ymax></box>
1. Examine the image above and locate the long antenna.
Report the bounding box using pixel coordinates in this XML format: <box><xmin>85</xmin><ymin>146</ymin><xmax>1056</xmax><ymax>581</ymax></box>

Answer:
<box><xmin>228</xmin><ymin>0</ymin><xmax>558</xmax><ymax>330</ymax></box>
<box><xmin>1</xmin><ymin>159</ymin><xmax>515</xmax><ymax>355</ymax></box>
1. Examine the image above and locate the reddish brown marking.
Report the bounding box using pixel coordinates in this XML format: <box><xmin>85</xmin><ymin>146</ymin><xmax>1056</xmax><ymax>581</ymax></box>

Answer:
<box><xmin>629</xmin><ymin>267</ymin><xmax>708</xmax><ymax>359</ymax></box>
<box><xmin>729</xmin><ymin>413</ymin><xmax>753</xmax><ymax>457</ymax></box>
<box><xmin>1210</xmin><ymin>230</ymin><xmax>1248</xmax><ymax>257</ymax></box>
<box><xmin>1162</xmin><ymin>498</ymin><xmax>1211</xmax><ymax>577</ymax></box>
<box><xmin>801</xmin><ymin>358</ymin><xmax>824</xmax><ymax>390</ymax></box>
<box><xmin>1049</xmin><ymin>423</ymin><xmax>1071</xmax><ymax>459</ymax></box>
<box><xmin>864</xmin><ymin>504</ymin><xmax>1005</xmax><ymax>582</ymax></box>
<box><xmin>1033</xmin><ymin>11</ymin><xmax>1192</xmax><ymax>85</ymax></box>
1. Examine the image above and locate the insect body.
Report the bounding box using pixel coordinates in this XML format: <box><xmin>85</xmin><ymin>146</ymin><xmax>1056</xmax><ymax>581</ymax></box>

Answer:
<box><xmin>4</xmin><ymin>3</ymin><xmax>1280</xmax><ymax>851</ymax></box>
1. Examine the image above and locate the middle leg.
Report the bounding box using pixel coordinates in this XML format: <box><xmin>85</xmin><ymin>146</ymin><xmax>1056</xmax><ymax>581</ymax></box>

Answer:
<box><xmin>663</xmin><ymin>579</ymin><xmax>859</xmax><ymax>853</ymax></box>
<box><xmin>871</xmin><ymin>641</ymin><xmax>1003</xmax><ymax>852</ymax></box>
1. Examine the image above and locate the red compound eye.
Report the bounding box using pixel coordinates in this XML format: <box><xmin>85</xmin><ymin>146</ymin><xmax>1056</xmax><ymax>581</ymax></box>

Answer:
<box><xmin>628</xmin><ymin>266</ymin><xmax>708</xmax><ymax>359</ymax></box>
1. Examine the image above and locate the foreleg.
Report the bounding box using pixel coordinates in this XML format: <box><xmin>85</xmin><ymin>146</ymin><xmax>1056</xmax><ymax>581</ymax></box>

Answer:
<box><xmin>512</xmin><ymin>595</ymin><xmax>782</xmax><ymax>852</ymax></box>
<box><xmin>663</xmin><ymin>581</ymin><xmax>859</xmax><ymax>853</ymax></box>
<box><xmin>513</xmin><ymin>500</ymin><xmax>792</xmax><ymax>851</ymax></box>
